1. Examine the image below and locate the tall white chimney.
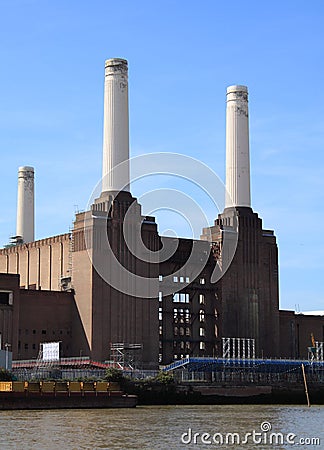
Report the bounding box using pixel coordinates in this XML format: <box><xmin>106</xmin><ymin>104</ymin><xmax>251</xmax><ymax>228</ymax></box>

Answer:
<box><xmin>225</xmin><ymin>85</ymin><xmax>251</xmax><ymax>208</ymax></box>
<box><xmin>16</xmin><ymin>166</ymin><xmax>35</xmax><ymax>243</ymax></box>
<box><xmin>102</xmin><ymin>58</ymin><xmax>130</xmax><ymax>193</ymax></box>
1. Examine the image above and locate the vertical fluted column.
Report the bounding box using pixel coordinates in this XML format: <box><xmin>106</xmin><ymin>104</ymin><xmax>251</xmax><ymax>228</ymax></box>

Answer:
<box><xmin>102</xmin><ymin>58</ymin><xmax>130</xmax><ymax>193</ymax></box>
<box><xmin>16</xmin><ymin>166</ymin><xmax>35</xmax><ymax>243</ymax></box>
<box><xmin>225</xmin><ymin>85</ymin><xmax>251</xmax><ymax>208</ymax></box>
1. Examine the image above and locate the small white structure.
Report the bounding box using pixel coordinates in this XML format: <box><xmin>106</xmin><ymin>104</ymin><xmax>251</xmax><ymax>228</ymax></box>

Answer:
<box><xmin>222</xmin><ymin>337</ymin><xmax>255</xmax><ymax>359</ymax></box>
<box><xmin>41</xmin><ymin>342</ymin><xmax>60</xmax><ymax>362</ymax></box>
<box><xmin>16</xmin><ymin>166</ymin><xmax>35</xmax><ymax>243</ymax></box>
<box><xmin>102</xmin><ymin>58</ymin><xmax>130</xmax><ymax>193</ymax></box>
<box><xmin>225</xmin><ymin>85</ymin><xmax>251</xmax><ymax>208</ymax></box>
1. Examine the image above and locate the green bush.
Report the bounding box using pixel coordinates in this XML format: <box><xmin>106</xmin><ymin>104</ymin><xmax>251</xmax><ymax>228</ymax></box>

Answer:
<box><xmin>104</xmin><ymin>368</ymin><xmax>124</xmax><ymax>382</ymax></box>
<box><xmin>154</xmin><ymin>371</ymin><xmax>174</xmax><ymax>385</ymax></box>
<box><xmin>0</xmin><ymin>369</ymin><xmax>13</xmax><ymax>381</ymax></box>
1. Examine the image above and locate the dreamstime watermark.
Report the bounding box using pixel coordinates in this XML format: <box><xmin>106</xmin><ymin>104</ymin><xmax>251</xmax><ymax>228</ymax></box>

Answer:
<box><xmin>181</xmin><ymin>421</ymin><xmax>321</xmax><ymax>446</ymax></box>
<box><xmin>84</xmin><ymin>153</ymin><xmax>238</xmax><ymax>297</ymax></box>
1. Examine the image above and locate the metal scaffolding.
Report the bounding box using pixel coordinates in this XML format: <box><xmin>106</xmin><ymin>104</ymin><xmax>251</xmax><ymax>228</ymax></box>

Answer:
<box><xmin>308</xmin><ymin>341</ymin><xmax>324</xmax><ymax>362</ymax></box>
<box><xmin>222</xmin><ymin>337</ymin><xmax>255</xmax><ymax>359</ymax></box>
<box><xmin>110</xmin><ymin>343</ymin><xmax>143</xmax><ymax>370</ymax></box>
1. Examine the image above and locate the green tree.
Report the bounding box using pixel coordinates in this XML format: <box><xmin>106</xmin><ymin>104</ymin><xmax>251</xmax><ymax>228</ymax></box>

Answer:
<box><xmin>104</xmin><ymin>367</ymin><xmax>124</xmax><ymax>382</ymax></box>
<box><xmin>0</xmin><ymin>369</ymin><xmax>13</xmax><ymax>381</ymax></box>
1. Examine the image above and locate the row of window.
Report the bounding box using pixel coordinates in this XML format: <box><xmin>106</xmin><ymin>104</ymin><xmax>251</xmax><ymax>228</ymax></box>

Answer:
<box><xmin>172</xmin><ymin>341</ymin><xmax>206</xmax><ymax>355</ymax></box>
<box><xmin>159</xmin><ymin>324</ymin><xmax>219</xmax><ymax>338</ymax></box>
<box><xmin>19</xmin><ymin>329</ymin><xmax>70</xmax><ymax>336</ymax></box>
<box><xmin>159</xmin><ymin>307</ymin><xmax>216</xmax><ymax>324</ymax></box>
<box><xmin>18</xmin><ymin>342</ymin><xmax>69</xmax><ymax>351</ymax></box>
<box><xmin>158</xmin><ymin>275</ymin><xmax>206</xmax><ymax>285</ymax></box>
<box><xmin>158</xmin><ymin>293</ymin><xmax>208</xmax><ymax>304</ymax></box>
<box><xmin>158</xmin><ymin>275</ymin><xmax>190</xmax><ymax>283</ymax></box>
<box><xmin>173</xmin><ymin>325</ymin><xmax>218</xmax><ymax>337</ymax></box>
<box><xmin>173</xmin><ymin>293</ymin><xmax>190</xmax><ymax>303</ymax></box>
<box><xmin>18</xmin><ymin>342</ymin><xmax>37</xmax><ymax>350</ymax></box>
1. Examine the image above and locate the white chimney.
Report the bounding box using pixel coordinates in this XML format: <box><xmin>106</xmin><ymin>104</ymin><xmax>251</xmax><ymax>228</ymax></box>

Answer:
<box><xmin>16</xmin><ymin>166</ymin><xmax>35</xmax><ymax>243</ymax></box>
<box><xmin>225</xmin><ymin>85</ymin><xmax>251</xmax><ymax>208</ymax></box>
<box><xmin>102</xmin><ymin>58</ymin><xmax>130</xmax><ymax>193</ymax></box>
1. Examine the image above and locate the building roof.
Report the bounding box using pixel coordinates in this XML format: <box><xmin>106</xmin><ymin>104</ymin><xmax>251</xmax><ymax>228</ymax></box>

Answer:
<box><xmin>300</xmin><ymin>311</ymin><xmax>324</xmax><ymax>316</ymax></box>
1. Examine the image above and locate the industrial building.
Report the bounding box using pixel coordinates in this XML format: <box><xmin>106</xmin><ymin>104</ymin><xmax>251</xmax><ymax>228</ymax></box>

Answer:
<box><xmin>0</xmin><ymin>58</ymin><xmax>323</xmax><ymax>370</ymax></box>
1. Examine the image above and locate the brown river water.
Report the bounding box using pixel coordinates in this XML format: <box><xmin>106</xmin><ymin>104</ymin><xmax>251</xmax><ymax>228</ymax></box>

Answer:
<box><xmin>0</xmin><ymin>404</ymin><xmax>323</xmax><ymax>449</ymax></box>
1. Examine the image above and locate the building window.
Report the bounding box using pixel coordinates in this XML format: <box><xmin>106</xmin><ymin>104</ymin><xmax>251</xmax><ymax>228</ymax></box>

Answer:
<box><xmin>180</xmin><ymin>293</ymin><xmax>190</xmax><ymax>303</ymax></box>
<box><xmin>199</xmin><ymin>278</ymin><xmax>205</xmax><ymax>285</ymax></box>
<box><xmin>215</xmin><ymin>324</ymin><xmax>218</xmax><ymax>337</ymax></box>
<box><xmin>174</xmin><ymin>327</ymin><xmax>178</xmax><ymax>336</ymax></box>
<box><xmin>159</xmin><ymin>354</ymin><xmax>162</xmax><ymax>363</ymax></box>
<box><xmin>0</xmin><ymin>292</ymin><xmax>12</xmax><ymax>306</ymax></box>
<box><xmin>178</xmin><ymin>309</ymin><xmax>184</xmax><ymax>323</ymax></box>
<box><xmin>185</xmin><ymin>327</ymin><xmax>191</xmax><ymax>336</ymax></box>
<box><xmin>199</xmin><ymin>294</ymin><xmax>205</xmax><ymax>305</ymax></box>
<box><xmin>159</xmin><ymin>325</ymin><xmax>163</xmax><ymax>335</ymax></box>
<box><xmin>159</xmin><ymin>307</ymin><xmax>163</xmax><ymax>321</ymax></box>
<box><xmin>199</xmin><ymin>342</ymin><xmax>205</xmax><ymax>350</ymax></box>
<box><xmin>179</xmin><ymin>327</ymin><xmax>184</xmax><ymax>336</ymax></box>
<box><xmin>199</xmin><ymin>327</ymin><xmax>205</xmax><ymax>337</ymax></box>
<box><xmin>214</xmin><ymin>308</ymin><xmax>218</xmax><ymax>318</ymax></box>
<box><xmin>159</xmin><ymin>275</ymin><xmax>163</xmax><ymax>281</ymax></box>
<box><xmin>158</xmin><ymin>291</ymin><xmax>163</xmax><ymax>302</ymax></box>
<box><xmin>41</xmin><ymin>330</ymin><xmax>46</xmax><ymax>335</ymax></box>
<box><xmin>199</xmin><ymin>309</ymin><xmax>205</xmax><ymax>322</ymax></box>
<box><xmin>179</xmin><ymin>276</ymin><xmax>184</xmax><ymax>283</ymax></box>
<box><xmin>185</xmin><ymin>276</ymin><xmax>190</xmax><ymax>283</ymax></box>
<box><xmin>32</xmin><ymin>330</ymin><xmax>36</xmax><ymax>334</ymax></box>
<box><xmin>180</xmin><ymin>341</ymin><xmax>185</xmax><ymax>349</ymax></box>
<box><xmin>24</xmin><ymin>343</ymin><xmax>28</xmax><ymax>350</ymax></box>
<box><xmin>173</xmin><ymin>276</ymin><xmax>178</xmax><ymax>283</ymax></box>
<box><xmin>173</xmin><ymin>293</ymin><xmax>180</xmax><ymax>303</ymax></box>
<box><xmin>32</xmin><ymin>344</ymin><xmax>36</xmax><ymax>350</ymax></box>
<box><xmin>185</xmin><ymin>342</ymin><xmax>191</xmax><ymax>350</ymax></box>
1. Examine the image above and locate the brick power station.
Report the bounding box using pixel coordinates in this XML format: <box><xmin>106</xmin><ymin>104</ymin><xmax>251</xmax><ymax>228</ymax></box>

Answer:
<box><xmin>0</xmin><ymin>59</ymin><xmax>323</xmax><ymax>369</ymax></box>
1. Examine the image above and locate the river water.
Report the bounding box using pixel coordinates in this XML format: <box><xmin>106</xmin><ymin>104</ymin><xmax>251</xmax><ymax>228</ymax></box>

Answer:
<box><xmin>0</xmin><ymin>405</ymin><xmax>323</xmax><ymax>449</ymax></box>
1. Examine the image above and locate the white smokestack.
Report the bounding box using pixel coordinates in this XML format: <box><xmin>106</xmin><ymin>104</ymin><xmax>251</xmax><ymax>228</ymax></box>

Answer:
<box><xmin>225</xmin><ymin>85</ymin><xmax>251</xmax><ymax>208</ymax></box>
<box><xmin>102</xmin><ymin>58</ymin><xmax>130</xmax><ymax>193</ymax></box>
<box><xmin>16</xmin><ymin>166</ymin><xmax>35</xmax><ymax>243</ymax></box>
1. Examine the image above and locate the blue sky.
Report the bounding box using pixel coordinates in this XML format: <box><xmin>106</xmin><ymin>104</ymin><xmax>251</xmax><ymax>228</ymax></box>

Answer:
<box><xmin>0</xmin><ymin>1</ymin><xmax>323</xmax><ymax>311</ymax></box>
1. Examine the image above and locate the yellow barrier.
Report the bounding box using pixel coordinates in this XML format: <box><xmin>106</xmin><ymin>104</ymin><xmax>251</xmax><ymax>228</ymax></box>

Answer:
<box><xmin>108</xmin><ymin>382</ymin><xmax>120</xmax><ymax>391</ymax></box>
<box><xmin>12</xmin><ymin>382</ymin><xmax>25</xmax><ymax>393</ymax></box>
<box><xmin>41</xmin><ymin>382</ymin><xmax>55</xmax><ymax>393</ymax></box>
<box><xmin>96</xmin><ymin>382</ymin><xmax>109</xmax><ymax>392</ymax></box>
<box><xmin>0</xmin><ymin>382</ymin><xmax>12</xmax><ymax>392</ymax></box>
<box><xmin>0</xmin><ymin>381</ymin><xmax>122</xmax><ymax>394</ymax></box>
<box><xmin>82</xmin><ymin>382</ymin><xmax>95</xmax><ymax>392</ymax></box>
<box><xmin>55</xmin><ymin>382</ymin><xmax>69</xmax><ymax>392</ymax></box>
<box><xmin>28</xmin><ymin>382</ymin><xmax>41</xmax><ymax>392</ymax></box>
<box><xmin>69</xmin><ymin>381</ymin><xmax>82</xmax><ymax>392</ymax></box>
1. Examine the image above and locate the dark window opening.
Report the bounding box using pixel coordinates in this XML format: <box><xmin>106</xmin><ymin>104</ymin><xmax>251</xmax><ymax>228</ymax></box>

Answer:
<box><xmin>0</xmin><ymin>293</ymin><xmax>10</xmax><ymax>305</ymax></box>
